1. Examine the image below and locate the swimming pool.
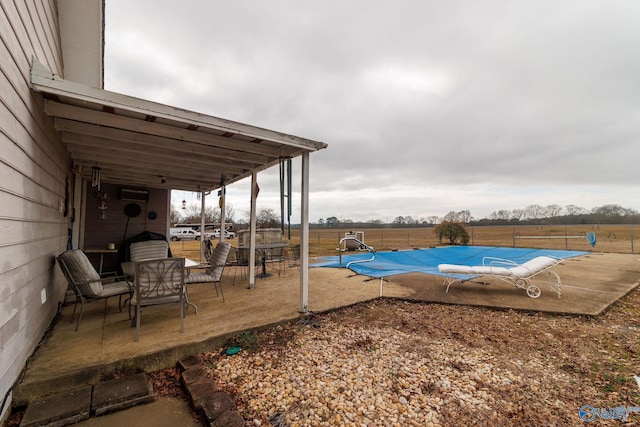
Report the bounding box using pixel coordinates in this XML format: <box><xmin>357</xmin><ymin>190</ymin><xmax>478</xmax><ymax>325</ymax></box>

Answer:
<box><xmin>313</xmin><ymin>245</ymin><xmax>588</xmax><ymax>278</ymax></box>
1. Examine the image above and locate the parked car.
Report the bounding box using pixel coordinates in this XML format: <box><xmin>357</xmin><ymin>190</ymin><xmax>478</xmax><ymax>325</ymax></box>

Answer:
<box><xmin>169</xmin><ymin>228</ymin><xmax>201</xmax><ymax>241</ymax></box>
<box><xmin>211</xmin><ymin>229</ymin><xmax>236</xmax><ymax>239</ymax></box>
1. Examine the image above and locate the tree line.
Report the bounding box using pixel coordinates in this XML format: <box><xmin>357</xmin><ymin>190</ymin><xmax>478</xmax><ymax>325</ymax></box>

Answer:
<box><xmin>172</xmin><ymin>202</ymin><xmax>640</xmax><ymax>229</ymax></box>
<box><xmin>316</xmin><ymin>204</ymin><xmax>640</xmax><ymax>227</ymax></box>
<box><xmin>172</xmin><ymin>203</ymin><xmax>281</xmax><ymax>229</ymax></box>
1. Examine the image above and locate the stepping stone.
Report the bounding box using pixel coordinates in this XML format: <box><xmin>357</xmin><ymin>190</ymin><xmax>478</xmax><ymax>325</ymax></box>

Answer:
<box><xmin>91</xmin><ymin>373</ymin><xmax>154</xmax><ymax>416</ymax></box>
<box><xmin>20</xmin><ymin>385</ymin><xmax>92</xmax><ymax>427</ymax></box>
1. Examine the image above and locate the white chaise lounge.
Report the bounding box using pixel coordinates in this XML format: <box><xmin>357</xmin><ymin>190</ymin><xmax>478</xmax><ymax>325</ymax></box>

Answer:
<box><xmin>438</xmin><ymin>256</ymin><xmax>562</xmax><ymax>299</ymax></box>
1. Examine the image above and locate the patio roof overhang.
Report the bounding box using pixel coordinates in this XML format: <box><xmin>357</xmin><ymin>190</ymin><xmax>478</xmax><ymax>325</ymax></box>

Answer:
<box><xmin>29</xmin><ymin>58</ymin><xmax>327</xmax><ymax>192</ymax></box>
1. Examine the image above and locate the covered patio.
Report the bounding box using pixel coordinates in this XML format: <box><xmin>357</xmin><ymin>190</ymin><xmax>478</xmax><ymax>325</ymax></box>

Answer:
<box><xmin>30</xmin><ymin>58</ymin><xmax>327</xmax><ymax>304</ymax></box>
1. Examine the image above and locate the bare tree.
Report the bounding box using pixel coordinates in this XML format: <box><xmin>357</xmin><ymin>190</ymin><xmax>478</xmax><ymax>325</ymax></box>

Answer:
<box><xmin>223</xmin><ymin>204</ymin><xmax>236</xmax><ymax>223</ymax></box>
<box><xmin>176</xmin><ymin>202</ymin><xmax>236</xmax><ymax>225</ymax></box>
<box><xmin>511</xmin><ymin>209</ymin><xmax>524</xmax><ymax>220</ymax></box>
<box><xmin>456</xmin><ymin>210</ymin><xmax>472</xmax><ymax>223</ymax></box>
<box><xmin>180</xmin><ymin>203</ymin><xmax>202</xmax><ymax>223</ymax></box>
<box><xmin>170</xmin><ymin>207</ymin><xmax>182</xmax><ymax>226</ymax></box>
<box><xmin>256</xmin><ymin>208</ymin><xmax>280</xmax><ymax>228</ymax></box>
<box><xmin>591</xmin><ymin>204</ymin><xmax>638</xmax><ymax>216</ymax></box>
<box><xmin>325</xmin><ymin>216</ymin><xmax>338</xmax><ymax>226</ymax></box>
<box><xmin>545</xmin><ymin>204</ymin><xmax>563</xmax><ymax>217</ymax></box>
<box><xmin>524</xmin><ymin>204</ymin><xmax>545</xmax><ymax>220</ymax></box>
<box><xmin>443</xmin><ymin>211</ymin><xmax>457</xmax><ymax>222</ymax></box>
<box><xmin>565</xmin><ymin>204</ymin><xmax>587</xmax><ymax>215</ymax></box>
<box><xmin>427</xmin><ymin>215</ymin><xmax>439</xmax><ymax>225</ymax></box>
<box><xmin>393</xmin><ymin>216</ymin><xmax>406</xmax><ymax>225</ymax></box>
<box><xmin>490</xmin><ymin>210</ymin><xmax>510</xmax><ymax>220</ymax></box>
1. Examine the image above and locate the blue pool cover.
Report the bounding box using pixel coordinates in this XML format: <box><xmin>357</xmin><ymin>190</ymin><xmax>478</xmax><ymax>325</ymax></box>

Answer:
<box><xmin>313</xmin><ymin>245</ymin><xmax>588</xmax><ymax>278</ymax></box>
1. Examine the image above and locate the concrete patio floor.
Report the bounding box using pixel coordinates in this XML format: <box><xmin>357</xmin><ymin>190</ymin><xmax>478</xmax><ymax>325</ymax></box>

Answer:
<box><xmin>12</xmin><ymin>251</ymin><xmax>640</xmax><ymax>409</ymax></box>
<box><xmin>12</xmin><ymin>263</ymin><xmax>414</xmax><ymax>406</ymax></box>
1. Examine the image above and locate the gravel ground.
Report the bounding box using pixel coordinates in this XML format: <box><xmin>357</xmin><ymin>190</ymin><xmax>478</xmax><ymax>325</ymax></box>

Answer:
<box><xmin>204</xmin><ymin>291</ymin><xmax>640</xmax><ymax>427</ymax></box>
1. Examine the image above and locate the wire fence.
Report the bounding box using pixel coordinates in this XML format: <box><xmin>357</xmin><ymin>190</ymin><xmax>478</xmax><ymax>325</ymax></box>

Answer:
<box><xmin>303</xmin><ymin>224</ymin><xmax>638</xmax><ymax>256</ymax></box>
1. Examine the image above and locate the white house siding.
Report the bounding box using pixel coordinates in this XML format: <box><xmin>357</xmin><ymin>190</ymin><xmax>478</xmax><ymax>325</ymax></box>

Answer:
<box><xmin>0</xmin><ymin>0</ymin><xmax>70</xmax><ymax>417</ymax></box>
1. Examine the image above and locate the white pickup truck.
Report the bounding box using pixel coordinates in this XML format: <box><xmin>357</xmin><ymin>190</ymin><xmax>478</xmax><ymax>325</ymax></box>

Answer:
<box><xmin>211</xmin><ymin>229</ymin><xmax>236</xmax><ymax>239</ymax></box>
<box><xmin>169</xmin><ymin>228</ymin><xmax>201</xmax><ymax>241</ymax></box>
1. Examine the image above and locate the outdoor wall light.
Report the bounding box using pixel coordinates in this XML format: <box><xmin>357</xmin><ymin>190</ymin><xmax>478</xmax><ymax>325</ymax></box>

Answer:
<box><xmin>182</xmin><ymin>199</ymin><xmax>186</xmax><ymax>209</ymax></box>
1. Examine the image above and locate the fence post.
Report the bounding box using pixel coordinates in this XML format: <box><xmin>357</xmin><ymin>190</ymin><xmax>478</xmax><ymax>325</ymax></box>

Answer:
<box><xmin>512</xmin><ymin>226</ymin><xmax>515</xmax><ymax>247</ymax></box>
<box><xmin>631</xmin><ymin>225</ymin><xmax>635</xmax><ymax>253</ymax></box>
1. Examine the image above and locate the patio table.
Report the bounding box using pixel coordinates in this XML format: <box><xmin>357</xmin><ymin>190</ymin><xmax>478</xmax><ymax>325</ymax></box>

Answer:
<box><xmin>239</xmin><ymin>242</ymin><xmax>288</xmax><ymax>279</ymax></box>
<box><xmin>84</xmin><ymin>248</ymin><xmax>118</xmax><ymax>275</ymax></box>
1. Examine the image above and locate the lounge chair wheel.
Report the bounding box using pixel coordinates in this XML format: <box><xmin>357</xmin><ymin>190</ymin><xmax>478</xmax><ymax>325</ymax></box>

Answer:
<box><xmin>526</xmin><ymin>285</ymin><xmax>541</xmax><ymax>299</ymax></box>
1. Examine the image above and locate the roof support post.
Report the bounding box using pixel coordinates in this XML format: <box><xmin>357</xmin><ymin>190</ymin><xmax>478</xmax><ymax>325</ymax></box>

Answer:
<box><xmin>299</xmin><ymin>151</ymin><xmax>309</xmax><ymax>313</ymax></box>
<box><xmin>71</xmin><ymin>169</ymin><xmax>83</xmax><ymax>249</ymax></box>
<box><xmin>219</xmin><ymin>185</ymin><xmax>226</xmax><ymax>243</ymax></box>
<box><xmin>200</xmin><ymin>190</ymin><xmax>206</xmax><ymax>263</ymax></box>
<box><xmin>248</xmin><ymin>171</ymin><xmax>258</xmax><ymax>289</ymax></box>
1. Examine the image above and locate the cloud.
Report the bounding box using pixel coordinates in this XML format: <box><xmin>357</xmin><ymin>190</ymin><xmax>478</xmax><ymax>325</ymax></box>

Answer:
<box><xmin>107</xmin><ymin>0</ymin><xmax>640</xmax><ymax>221</ymax></box>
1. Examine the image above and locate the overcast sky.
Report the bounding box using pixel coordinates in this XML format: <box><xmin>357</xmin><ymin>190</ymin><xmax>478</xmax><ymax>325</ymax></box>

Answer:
<box><xmin>104</xmin><ymin>0</ymin><xmax>640</xmax><ymax>223</ymax></box>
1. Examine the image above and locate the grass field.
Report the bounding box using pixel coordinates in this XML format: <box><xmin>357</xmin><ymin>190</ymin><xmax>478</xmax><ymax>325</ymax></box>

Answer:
<box><xmin>170</xmin><ymin>224</ymin><xmax>639</xmax><ymax>259</ymax></box>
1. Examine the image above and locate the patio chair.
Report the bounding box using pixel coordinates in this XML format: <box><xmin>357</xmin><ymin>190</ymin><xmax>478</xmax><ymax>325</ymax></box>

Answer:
<box><xmin>132</xmin><ymin>257</ymin><xmax>186</xmax><ymax>341</ymax></box>
<box><xmin>232</xmin><ymin>247</ymin><xmax>261</xmax><ymax>285</ymax></box>
<box><xmin>57</xmin><ymin>249</ymin><xmax>132</xmax><ymax>331</ymax></box>
<box><xmin>287</xmin><ymin>244</ymin><xmax>301</xmax><ymax>269</ymax></box>
<box><xmin>263</xmin><ymin>246</ymin><xmax>286</xmax><ymax>276</ymax></box>
<box><xmin>438</xmin><ymin>256</ymin><xmax>562</xmax><ymax>299</ymax></box>
<box><xmin>121</xmin><ymin>240</ymin><xmax>170</xmax><ymax>278</ymax></box>
<box><xmin>185</xmin><ymin>241</ymin><xmax>232</xmax><ymax>301</ymax></box>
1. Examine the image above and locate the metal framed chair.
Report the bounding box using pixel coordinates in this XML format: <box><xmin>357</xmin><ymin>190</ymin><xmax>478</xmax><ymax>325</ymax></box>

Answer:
<box><xmin>121</xmin><ymin>240</ymin><xmax>170</xmax><ymax>278</ymax></box>
<box><xmin>132</xmin><ymin>257</ymin><xmax>186</xmax><ymax>341</ymax></box>
<box><xmin>438</xmin><ymin>256</ymin><xmax>562</xmax><ymax>299</ymax></box>
<box><xmin>287</xmin><ymin>244</ymin><xmax>301</xmax><ymax>269</ymax></box>
<box><xmin>263</xmin><ymin>246</ymin><xmax>286</xmax><ymax>276</ymax></box>
<box><xmin>232</xmin><ymin>247</ymin><xmax>260</xmax><ymax>285</ymax></box>
<box><xmin>185</xmin><ymin>241</ymin><xmax>231</xmax><ymax>301</ymax></box>
<box><xmin>57</xmin><ymin>249</ymin><xmax>132</xmax><ymax>331</ymax></box>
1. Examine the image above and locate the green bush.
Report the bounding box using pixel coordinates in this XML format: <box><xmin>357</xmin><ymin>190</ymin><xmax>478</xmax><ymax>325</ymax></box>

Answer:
<box><xmin>434</xmin><ymin>221</ymin><xmax>470</xmax><ymax>245</ymax></box>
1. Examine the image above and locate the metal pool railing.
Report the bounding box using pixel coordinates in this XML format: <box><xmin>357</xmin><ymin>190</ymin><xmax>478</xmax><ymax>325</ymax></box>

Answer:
<box><xmin>338</xmin><ymin>236</ymin><xmax>376</xmax><ymax>269</ymax></box>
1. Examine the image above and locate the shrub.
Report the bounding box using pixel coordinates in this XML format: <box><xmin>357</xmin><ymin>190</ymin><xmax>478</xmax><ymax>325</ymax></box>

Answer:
<box><xmin>434</xmin><ymin>221</ymin><xmax>470</xmax><ymax>245</ymax></box>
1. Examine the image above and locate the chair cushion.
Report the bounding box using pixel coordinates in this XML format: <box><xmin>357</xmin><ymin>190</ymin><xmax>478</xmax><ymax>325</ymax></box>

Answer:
<box><xmin>185</xmin><ymin>272</ymin><xmax>216</xmax><ymax>284</ymax></box>
<box><xmin>99</xmin><ymin>281</ymin><xmax>132</xmax><ymax>297</ymax></box>
<box><xmin>121</xmin><ymin>261</ymin><xmax>135</xmax><ymax>277</ymax></box>
<box><xmin>59</xmin><ymin>250</ymin><xmax>103</xmax><ymax>296</ymax></box>
<box><xmin>438</xmin><ymin>264</ymin><xmax>511</xmax><ymax>276</ymax></box>
<box><xmin>439</xmin><ymin>256</ymin><xmax>557</xmax><ymax>279</ymax></box>
<box><xmin>509</xmin><ymin>256</ymin><xmax>557</xmax><ymax>278</ymax></box>
<box><xmin>206</xmin><ymin>241</ymin><xmax>231</xmax><ymax>280</ymax></box>
<box><xmin>130</xmin><ymin>240</ymin><xmax>169</xmax><ymax>262</ymax></box>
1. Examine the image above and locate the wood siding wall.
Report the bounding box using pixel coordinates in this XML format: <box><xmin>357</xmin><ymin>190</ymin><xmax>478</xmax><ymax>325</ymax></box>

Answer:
<box><xmin>0</xmin><ymin>0</ymin><xmax>69</xmax><ymax>415</ymax></box>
